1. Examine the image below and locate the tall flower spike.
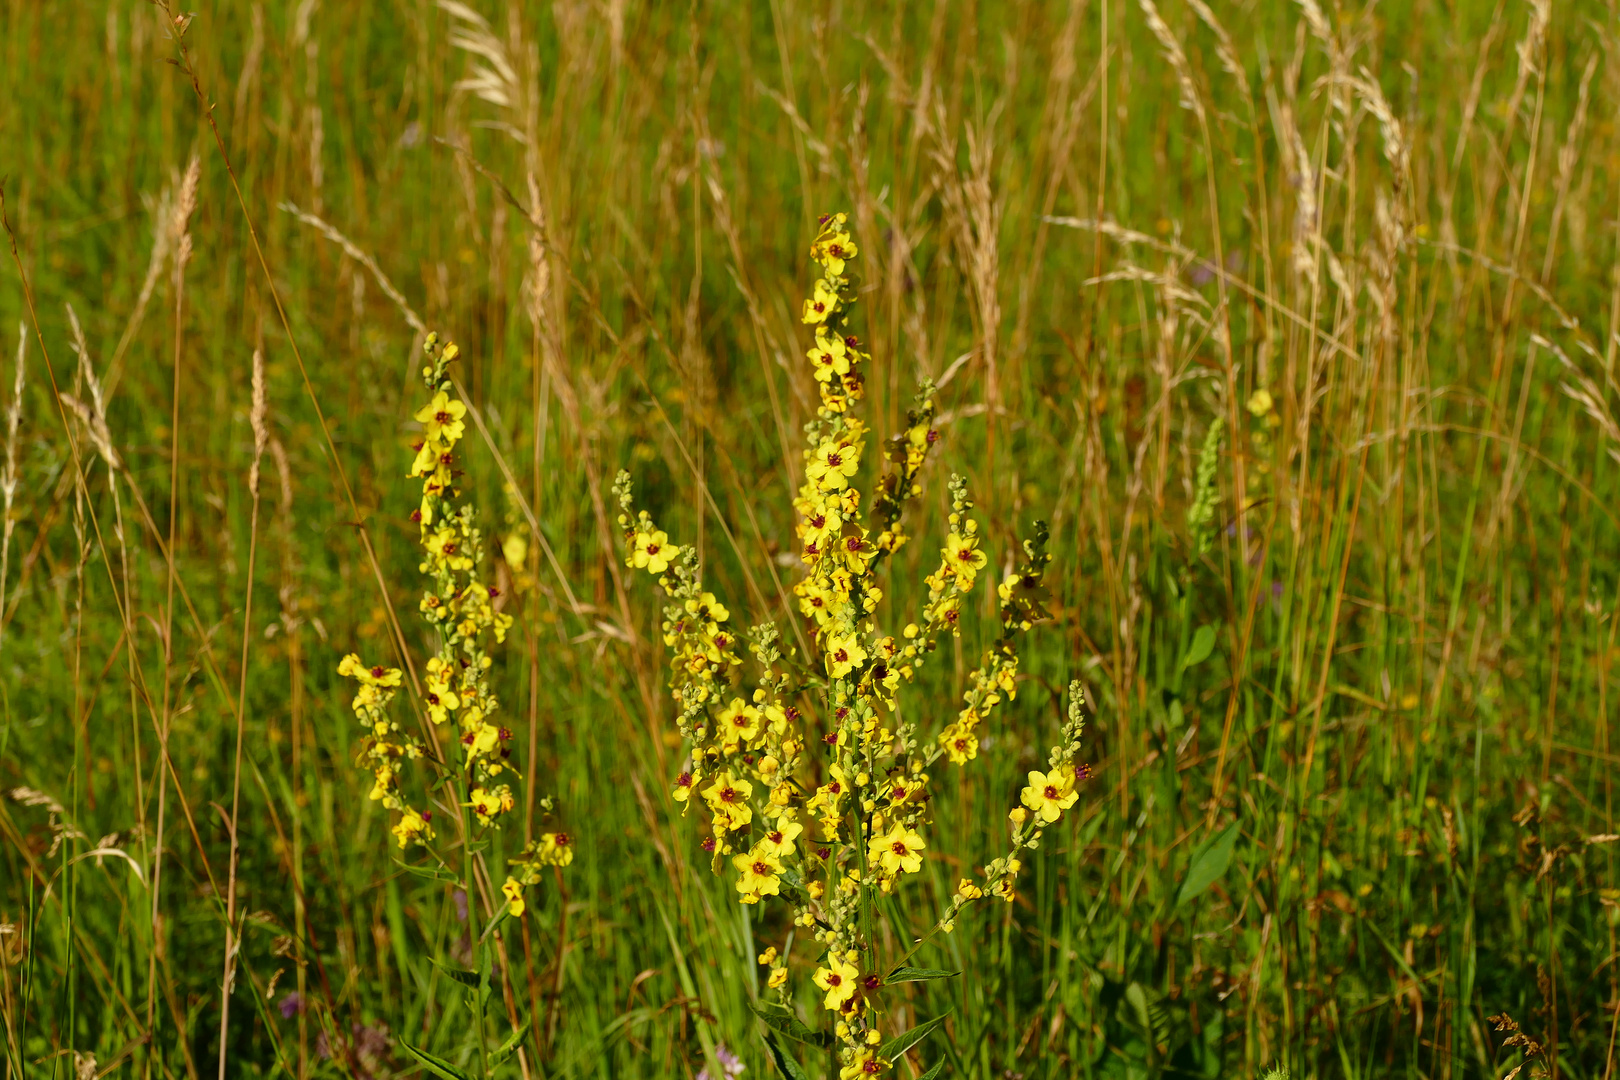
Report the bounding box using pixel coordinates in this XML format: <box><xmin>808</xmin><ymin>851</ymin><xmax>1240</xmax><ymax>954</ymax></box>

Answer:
<box><xmin>619</xmin><ymin>216</ymin><xmax>1064</xmax><ymax>1072</ymax></box>
<box><xmin>340</xmin><ymin>332</ymin><xmax>564</xmax><ymax>919</ymax></box>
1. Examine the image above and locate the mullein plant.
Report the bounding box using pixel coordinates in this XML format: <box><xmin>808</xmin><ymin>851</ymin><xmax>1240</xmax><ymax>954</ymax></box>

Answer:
<box><xmin>616</xmin><ymin>215</ymin><xmax>1091</xmax><ymax>1077</ymax></box>
<box><xmin>338</xmin><ymin>334</ymin><xmax>570</xmax><ymax>1075</ymax></box>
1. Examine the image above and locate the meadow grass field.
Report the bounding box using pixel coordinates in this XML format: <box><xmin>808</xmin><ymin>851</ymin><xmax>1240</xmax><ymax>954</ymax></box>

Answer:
<box><xmin>3</xmin><ymin>0</ymin><xmax>1619</xmax><ymax>1077</ymax></box>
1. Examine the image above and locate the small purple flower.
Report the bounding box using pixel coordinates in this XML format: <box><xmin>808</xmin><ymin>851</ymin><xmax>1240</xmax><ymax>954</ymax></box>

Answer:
<box><xmin>698</xmin><ymin>1043</ymin><xmax>746</xmax><ymax>1080</ymax></box>
<box><xmin>277</xmin><ymin>992</ymin><xmax>305</xmax><ymax>1019</ymax></box>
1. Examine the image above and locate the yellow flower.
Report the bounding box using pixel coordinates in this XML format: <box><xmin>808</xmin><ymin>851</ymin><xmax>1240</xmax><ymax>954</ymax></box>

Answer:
<box><xmin>824</xmin><ymin>631</ymin><xmax>867</xmax><ymax>680</ymax></box>
<box><xmin>633</xmin><ymin>529</ymin><xmax>678</xmax><ymax>574</ymax></box>
<box><xmin>829</xmin><ymin>528</ymin><xmax>875</xmax><ymax>575</ymax></box>
<box><xmin>994</xmin><ymin>857</ymin><xmax>1022</xmax><ymax>903</ymax></box>
<box><xmin>944</xmin><ymin>531</ymin><xmax>987</xmax><ymax>587</ymax></box>
<box><xmin>1020</xmin><ymin>766</ymin><xmax>1078</xmax><ymax>825</ymax></box>
<box><xmin>467</xmin><ymin>785</ymin><xmax>513</xmax><ymax>825</ymax></box>
<box><xmin>368</xmin><ymin>763</ymin><xmax>398</xmax><ymax>803</ymax></box>
<box><xmin>502</xmin><ymin>876</ymin><xmax>526</xmax><ymax>917</ymax></box>
<box><xmin>768</xmin><ymin>966</ymin><xmax>789</xmax><ymax>989</ymax></box>
<box><xmin>813</xmin><ymin>956</ymin><xmax>860</xmax><ymax>1011</ymax></box>
<box><xmin>671</xmin><ymin>768</ymin><xmax>696</xmax><ymax>804</ymax></box>
<box><xmin>424</xmin><ymin>660</ymin><xmax>460</xmax><ymax>724</ymax></box>
<box><xmin>868</xmin><ymin>822</ymin><xmax>926</xmax><ymax>876</ymax></box>
<box><xmin>757</xmin><ymin>819</ymin><xmax>803</xmax><ymax>858</ymax></box>
<box><xmin>466</xmin><ymin>723</ymin><xmax>501</xmax><ymax>757</ymax></box>
<box><xmin>956</xmin><ymin>878</ymin><xmax>984</xmax><ymax>901</ymax></box>
<box><xmin>415</xmin><ymin>390</ymin><xmax>468</xmax><ymax>445</ymax></box>
<box><xmin>800</xmin><ymin>501</ymin><xmax>844</xmax><ymax>551</ymax></box>
<box><xmin>338</xmin><ymin>655</ymin><xmax>402</xmax><ymax>688</ymax></box>
<box><xmin>802</xmin><ymin>278</ymin><xmax>842</xmax><ymax>325</ymax></box>
<box><xmin>840</xmin><ymin>1049</ymin><xmax>888</xmax><ymax>1079</ymax></box>
<box><xmin>391</xmin><ymin>807</ymin><xmax>433</xmax><ymax>848</ymax></box>
<box><xmin>702</xmin><ymin>772</ymin><xmax>754</xmax><ymax>832</ymax></box>
<box><xmin>807</xmin><ymin>765</ymin><xmax>850</xmax><ymax>819</ymax></box>
<box><xmin>409</xmin><ymin>438</ymin><xmax>445</xmax><ymax>480</ymax></box>
<box><xmin>940</xmin><ymin>724</ymin><xmax>978</xmax><ymax>764</ymax></box>
<box><xmin>796</xmin><ymin>579</ymin><xmax>835</xmax><ymax>624</ymax></box>
<box><xmin>732</xmin><ymin>849</ymin><xmax>784</xmax><ymax>902</ymax></box>
<box><xmin>536</xmin><ymin>830</ymin><xmax>574</xmax><ymax>867</ymax></box>
<box><xmin>812</xmin><ymin>230</ymin><xmax>858</xmax><ymax>276</ymax></box>
<box><xmin>807</xmin><ymin>438</ymin><xmax>860</xmax><ymax>491</ymax></box>
<box><xmin>808</xmin><ymin>333</ymin><xmax>851</xmax><ymax>384</ymax></box>
<box><xmin>684</xmin><ymin>591</ymin><xmax>730</xmax><ymax>625</ymax></box>
<box><xmin>716</xmin><ymin>698</ymin><xmax>761</xmax><ymax>754</ymax></box>
<box><xmin>424</xmin><ymin>527</ymin><xmax>473</xmax><ymax>571</ymax></box>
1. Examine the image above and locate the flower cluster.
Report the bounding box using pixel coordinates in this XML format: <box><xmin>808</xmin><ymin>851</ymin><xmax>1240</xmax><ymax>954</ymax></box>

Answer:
<box><xmin>339</xmin><ymin>333</ymin><xmax>563</xmax><ymax>919</ymax></box>
<box><xmin>500</xmin><ymin>830</ymin><xmax>576</xmax><ymax>917</ymax></box>
<box><xmin>337</xmin><ymin>654</ymin><xmax>433</xmax><ymax>848</ymax></box>
<box><xmin>618</xmin><ymin>216</ymin><xmax>1083</xmax><ymax>1072</ymax></box>
<box><xmin>405</xmin><ymin>335</ymin><xmax>517</xmax><ymax>824</ymax></box>
<box><xmin>940</xmin><ymin>680</ymin><xmax>1091</xmax><ymax>931</ymax></box>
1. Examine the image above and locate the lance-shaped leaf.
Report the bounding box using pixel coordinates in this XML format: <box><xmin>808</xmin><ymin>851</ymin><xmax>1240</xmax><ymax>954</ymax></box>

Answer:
<box><xmin>399</xmin><ymin>1040</ymin><xmax>475</xmax><ymax>1080</ymax></box>
<box><xmin>878</xmin><ymin>1009</ymin><xmax>953</xmax><ymax>1062</ymax></box>
<box><xmin>749</xmin><ymin>1000</ymin><xmax>833</xmax><ymax>1048</ymax></box>
<box><xmin>885</xmin><ymin>966</ymin><xmax>961</xmax><ymax>984</ymax></box>
<box><xmin>762</xmin><ymin>1032</ymin><xmax>811</xmax><ymax>1080</ymax></box>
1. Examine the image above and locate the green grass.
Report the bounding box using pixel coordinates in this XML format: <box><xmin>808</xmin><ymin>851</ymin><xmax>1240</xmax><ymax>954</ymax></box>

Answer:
<box><xmin>2</xmin><ymin>0</ymin><xmax>1619</xmax><ymax>1077</ymax></box>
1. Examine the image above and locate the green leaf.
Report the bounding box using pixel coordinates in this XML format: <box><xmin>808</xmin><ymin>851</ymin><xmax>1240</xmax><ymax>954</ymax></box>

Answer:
<box><xmin>878</xmin><ymin>1010</ymin><xmax>952</xmax><ymax>1062</ymax></box>
<box><xmin>1180</xmin><ymin>624</ymin><xmax>1217</xmax><ymax>669</ymax></box>
<box><xmin>762</xmin><ymin>1032</ymin><xmax>811</xmax><ymax>1080</ymax></box>
<box><xmin>918</xmin><ymin>1061</ymin><xmax>947</xmax><ymax>1080</ymax></box>
<box><xmin>490</xmin><ymin>1018</ymin><xmax>528</xmax><ymax>1067</ymax></box>
<box><xmin>432</xmin><ymin>959</ymin><xmax>482</xmax><ymax>990</ymax></box>
<box><xmin>399</xmin><ymin>1040</ymin><xmax>475</xmax><ymax>1080</ymax></box>
<box><xmin>748</xmin><ymin>1000</ymin><xmax>832</xmax><ymax>1048</ymax></box>
<box><xmin>885</xmin><ymin>966</ymin><xmax>961</xmax><ymax>984</ymax></box>
<box><xmin>1175</xmin><ymin>821</ymin><xmax>1241</xmax><ymax>907</ymax></box>
<box><xmin>392</xmin><ymin>858</ymin><xmax>459</xmax><ymax>885</ymax></box>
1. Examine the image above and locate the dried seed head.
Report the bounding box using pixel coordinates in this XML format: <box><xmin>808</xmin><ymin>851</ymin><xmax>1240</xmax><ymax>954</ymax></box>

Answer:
<box><xmin>249</xmin><ymin>349</ymin><xmax>268</xmax><ymax>498</ymax></box>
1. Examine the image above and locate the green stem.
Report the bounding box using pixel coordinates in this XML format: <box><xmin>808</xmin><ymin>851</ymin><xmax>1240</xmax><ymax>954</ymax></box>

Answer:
<box><xmin>461</xmin><ymin>767</ymin><xmax>491</xmax><ymax>1077</ymax></box>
